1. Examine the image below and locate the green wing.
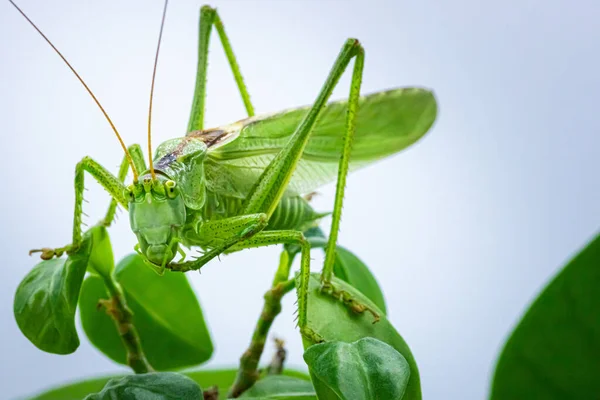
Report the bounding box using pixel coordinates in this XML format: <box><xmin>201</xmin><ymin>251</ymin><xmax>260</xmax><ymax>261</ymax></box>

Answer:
<box><xmin>200</xmin><ymin>87</ymin><xmax>437</xmax><ymax>198</ymax></box>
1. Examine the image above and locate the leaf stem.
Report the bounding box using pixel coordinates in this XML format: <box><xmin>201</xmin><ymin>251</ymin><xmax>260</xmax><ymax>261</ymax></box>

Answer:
<box><xmin>101</xmin><ymin>275</ymin><xmax>153</xmax><ymax>374</ymax></box>
<box><xmin>228</xmin><ymin>250</ymin><xmax>296</xmax><ymax>398</ymax></box>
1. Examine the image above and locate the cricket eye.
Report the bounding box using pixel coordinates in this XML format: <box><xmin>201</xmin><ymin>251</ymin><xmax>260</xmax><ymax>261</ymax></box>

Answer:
<box><xmin>165</xmin><ymin>180</ymin><xmax>177</xmax><ymax>198</ymax></box>
<box><xmin>125</xmin><ymin>189</ymin><xmax>135</xmax><ymax>202</ymax></box>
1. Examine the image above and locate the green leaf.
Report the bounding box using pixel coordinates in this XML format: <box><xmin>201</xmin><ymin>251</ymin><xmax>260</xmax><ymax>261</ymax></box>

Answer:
<box><xmin>491</xmin><ymin>233</ymin><xmax>600</xmax><ymax>399</ymax></box>
<box><xmin>239</xmin><ymin>375</ymin><xmax>316</xmax><ymax>399</ymax></box>
<box><xmin>83</xmin><ymin>372</ymin><xmax>202</xmax><ymax>400</ymax></box>
<box><xmin>86</xmin><ymin>226</ymin><xmax>114</xmax><ymax>277</ymax></box>
<box><xmin>14</xmin><ymin>236</ymin><xmax>92</xmax><ymax>354</ymax></box>
<box><xmin>301</xmin><ymin>274</ymin><xmax>421</xmax><ymax>399</ymax></box>
<box><xmin>29</xmin><ymin>375</ymin><xmax>114</xmax><ymax>400</ymax></box>
<box><xmin>304</xmin><ymin>338</ymin><xmax>410</xmax><ymax>400</ymax></box>
<box><xmin>28</xmin><ymin>369</ymin><xmax>311</xmax><ymax>400</ymax></box>
<box><xmin>332</xmin><ymin>247</ymin><xmax>387</xmax><ymax>314</ymax></box>
<box><xmin>79</xmin><ymin>254</ymin><xmax>213</xmax><ymax>370</ymax></box>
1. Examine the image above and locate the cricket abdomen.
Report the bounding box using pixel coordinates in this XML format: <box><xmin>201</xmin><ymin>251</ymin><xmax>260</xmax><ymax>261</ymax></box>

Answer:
<box><xmin>204</xmin><ymin>191</ymin><xmax>325</xmax><ymax>231</ymax></box>
<box><xmin>268</xmin><ymin>196</ymin><xmax>326</xmax><ymax>231</ymax></box>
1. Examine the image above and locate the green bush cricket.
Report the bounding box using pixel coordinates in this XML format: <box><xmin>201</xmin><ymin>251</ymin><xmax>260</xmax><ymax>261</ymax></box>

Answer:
<box><xmin>11</xmin><ymin>0</ymin><xmax>437</xmax><ymax>334</ymax></box>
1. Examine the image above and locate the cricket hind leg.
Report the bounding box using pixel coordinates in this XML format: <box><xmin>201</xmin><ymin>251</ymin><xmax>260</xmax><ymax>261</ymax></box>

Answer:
<box><xmin>238</xmin><ymin>39</ymin><xmax>376</xmax><ymax>323</ymax></box>
<box><xmin>240</xmin><ymin>38</ymin><xmax>363</xmax><ymax>221</ymax></box>
<box><xmin>187</xmin><ymin>5</ymin><xmax>254</xmax><ymax>132</ymax></box>
<box><xmin>30</xmin><ymin>146</ymin><xmax>142</xmax><ymax>260</ymax></box>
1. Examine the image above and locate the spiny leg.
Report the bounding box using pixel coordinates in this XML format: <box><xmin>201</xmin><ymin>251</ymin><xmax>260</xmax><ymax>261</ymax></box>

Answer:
<box><xmin>321</xmin><ymin>47</ymin><xmax>363</xmax><ymax>281</ymax></box>
<box><xmin>103</xmin><ymin>144</ymin><xmax>146</xmax><ymax>227</ymax></box>
<box><xmin>228</xmin><ymin>230</ymin><xmax>312</xmax><ymax>330</ymax></box>
<box><xmin>237</xmin><ymin>39</ymin><xmax>372</xmax><ymax>320</ymax></box>
<box><xmin>30</xmin><ymin>156</ymin><xmax>129</xmax><ymax>259</ymax></box>
<box><xmin>73</xmin><ymin>157</ymin><xmax>130</xmax><ymax>249</ymax></box>
<box><xmin>187</xmin><ymin>5</ymin><xmax>254</xmax><ymax>132</ymax></box>
<box><xmin>167</xmin><ymin>213</ymin><xmax>268</xmax><ymax>273</ymax></box>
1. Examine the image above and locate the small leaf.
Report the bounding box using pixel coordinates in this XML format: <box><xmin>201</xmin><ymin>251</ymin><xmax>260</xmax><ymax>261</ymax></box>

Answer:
<box><xmin>79</xmin><ymin>254</ymin><xmax>213</xmax><ymax>370</ymax></box>
<box><xmin>14</xmin><ymin>236</ymin><xmax>92</xmax><ymax>354</ymax></box>
<box><xmin>332</xmin><ymin>247</ymin><xmax>386</xmax><ymax>314</ymax></box>
<box><xmin>300</xmin><ymin>274</ymin><xmax>421</xmax><ymax>399</ymax></box>
<box><xmin>491</xmin><ymin>232</ymin><xmax>600</xmax><ymax>399</ymax></box>
<box><xmin>86</xmin><ymin>226</ymin><xmax>114</xmax><ymax>277</ymax></box>
<box><xmin>28</xmin><ymin>369</ymin><xmax>311</xmax><ymax>400</ymax></box>
<box><xmin>304</xmin><ymin>338</ymin><xmax>410</xmax><ymax>400</ymax></box>
<box><xmin>83</xmin><ymin>372</ymin><xmax>202</xmax><ymax>400</ymax></box>
<box><xmin>239</xmin><ymin>375</ymin><xmax>316</xmax><ymax>399</ymax></box>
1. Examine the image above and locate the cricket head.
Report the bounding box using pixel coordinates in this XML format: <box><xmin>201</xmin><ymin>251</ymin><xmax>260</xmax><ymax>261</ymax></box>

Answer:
<box><xmin>127</xmin><ymin>174</ymin><xmax>186</xmax><ymax>270</ymax></box>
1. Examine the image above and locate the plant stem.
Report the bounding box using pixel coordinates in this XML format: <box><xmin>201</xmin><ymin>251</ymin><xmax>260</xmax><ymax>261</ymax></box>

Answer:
<box><xmin>228</xmin><ymin>250</ymin><xmax>296</xmax><ymax>398</ymax></box>
<box><xmin>101</xmin><ymin>275</ymin><xmax>153</xmax><ymax>374</ymax></box>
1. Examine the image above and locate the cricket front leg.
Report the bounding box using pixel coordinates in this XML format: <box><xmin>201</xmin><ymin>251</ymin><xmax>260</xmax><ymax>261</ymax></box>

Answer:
<box><xmin>103</xmin><ymin>144</ymin><xmax>146</xmax><ymax>227</ymax></box>
<box><xmin>166</xmin><ymin>213</ymin><xmax>268</xmax><ymax>273</ymax></box>
<box><xmin>30</xmin><ymin>156</ymin><xmax>130</xmax><ymax>260</ymax></box>
<box><xmin>187</xmin><ymin>5</ymin><xmax>254</xmax><ymax>132</ymax></box>
<box><xmin>227</xmin><ymin>230</ymin><xmax>312</xmax><ymax>329</ymax></box>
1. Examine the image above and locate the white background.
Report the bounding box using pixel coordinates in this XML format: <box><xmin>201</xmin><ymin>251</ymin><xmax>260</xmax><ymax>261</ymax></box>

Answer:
<box><xmin>1</xmin><ymin>0</ymin><xmax>599</xmax><ymax>399</ymax></box>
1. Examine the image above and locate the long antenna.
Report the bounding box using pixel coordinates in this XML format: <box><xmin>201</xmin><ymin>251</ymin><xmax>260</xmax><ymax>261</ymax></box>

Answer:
<box><xmin>8</xmin><ymin>0</ymin><xmax>139</xmax><ymax>182</ymax></box>
<box><xmin>147</xmin><ymin>0</ymin><xmax>169</xmax><ymax>180</ymax></box>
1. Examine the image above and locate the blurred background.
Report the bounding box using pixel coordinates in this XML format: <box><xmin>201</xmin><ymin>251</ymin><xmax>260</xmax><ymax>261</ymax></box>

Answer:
<box><xmin>1</xmin><ymin>0</ymin><xmax>599</xmax><ymax>398</ymax></box>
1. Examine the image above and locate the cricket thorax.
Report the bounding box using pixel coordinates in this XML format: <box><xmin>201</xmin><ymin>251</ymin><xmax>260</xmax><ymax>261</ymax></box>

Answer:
<box><xmin>152</xmin><ymin>137</ymin><xmax>209</xmax><ymax>211</ymax></box>
<box><xmin>127</xmin><ymin>174</ymin><xmax>186</xmax><ymax>267</ymax></box>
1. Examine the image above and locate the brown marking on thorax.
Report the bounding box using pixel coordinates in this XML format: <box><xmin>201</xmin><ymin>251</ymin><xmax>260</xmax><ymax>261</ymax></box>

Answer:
<box><xmin>188</xmin><ymin>128</ymin><xmax>235</xmax><ymax>148</ymax></box>
<box><xmin>156</xmin><ymin>128</ymin><xmax>234</xmax><ymax>171</ymax></box>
